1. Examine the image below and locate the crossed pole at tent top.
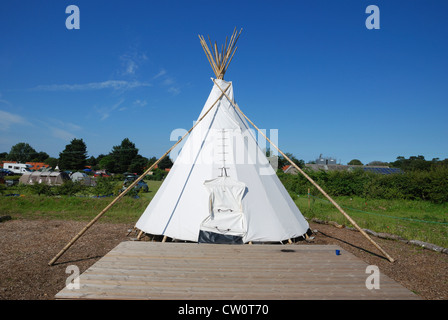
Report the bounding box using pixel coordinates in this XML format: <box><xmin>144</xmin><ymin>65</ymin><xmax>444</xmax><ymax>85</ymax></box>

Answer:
<box><xmin>47</xmin><ymin>82</ymin><xmax>232</xmax><ymax>266</ymax></box>
<box><xmin>212</xmin><ymin>78</ymin><xmax>395</xmax><ymax>263</ymax></box>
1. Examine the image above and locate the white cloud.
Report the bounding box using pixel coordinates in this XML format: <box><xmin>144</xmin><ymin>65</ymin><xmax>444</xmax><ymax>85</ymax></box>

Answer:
<box><xmin>51</xmin><ymin>127</ymin><xmax>76</xmax><ymax>141</ymax></box>
<box><xmin>32</xmin><ymin>80</ymin><xmax>151</xmax><ymax>91</ymax></box>
<box><xmin>126</xmin><ymin>61</ymin><xmax>137</xmax><ymax>75</ymax></box>
<box><xmin>168</xmin><ymin>87</ymin><xmax>181</xmax><ymax>96</ymax></box>
<box><xmin>152</xmin><ymin>69</ymin><xmax>167</xmax><ymax>79</ymax></box>
<box><xmin>31</xmin><ymin>118</ymin><xmax>83</xmax><ymax>142</ymax></box>
<box><xmin>133</xmin><ymin>99</ymin><xmax>147</xmax><ymax>107</ymax></box>
<box><xmin>0</xmin><ymin>98</ymin><xmax>12</xmax><ymax>107</ymax></box>
<box><xmin>48</xmin><ymin>118</ymin><xmax>82</xmax><ymax>132</ymax></box>
<box><xmin>120</xmin><ymin>51</ymin><xmax>148</xmax><ymax>76</ymax></box>
<box><xmin>95</xmin><ymin>98</ymin><xmax>126</xmax><ymax>121</ymax></box>
<box><xmin>0</xmin><ymin>110</ymin><xmax>30</xmax><ymax>131</ymax></box>
<box><xmin>155</xmin><ymin>72</ymin><xmax>181</xmax><ymax>95</ymax></box>
<box><xmin>162</xmin><ymin>78</ymin><xmax>175</xmax><ymax>86</ymax></box>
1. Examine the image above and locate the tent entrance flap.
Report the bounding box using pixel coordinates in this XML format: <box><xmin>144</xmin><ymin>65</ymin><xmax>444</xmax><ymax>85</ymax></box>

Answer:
<box><xmin>198</xmin><ymin>230</ymin><xmax>243</xmax><ymax>244</ymax></box>
<box><xmin>198</xmin><ymin>176</ymin><xmax>247</xmax><ymax>243</ymax></box>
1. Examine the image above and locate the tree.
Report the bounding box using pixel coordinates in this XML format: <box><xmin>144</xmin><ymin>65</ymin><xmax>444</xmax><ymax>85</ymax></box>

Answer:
<box><xmin>390</xmin><ymin>155</ymin><xmax>431</xmax><ymax>172</ymax></box>
<box><xmin>158</xmin><ymin>155</ymin><xmax>173</xmax><ymax>170</ymax></box>
<box><xmin>86</xmin><ymin>156</ymin><xmax>97</xmax><ymax>167</ymax></box>
<box><xmin>109</xmin><ymin>138</ymin><xmax>140</xmax><ymax>173</ymax></box>
<box><xmin>98</xmin><ymin>155</ymin><xmax>115</xmax><ymax>172</ymax></box>
<box><xmin>93</xmin><ymin>154</ymin><xmax>106</xmax><ymax>170</ymax></box>
<box><xmin>367</xmin><ymin>160</ymin><xmax>388</xmax><ymax>166</ymax></box>
<box><xmin>44</xmin><ymin>157</ymin><xmax>58</xmax><ymax>169</ymax></box>
<box><xmin>348</xmin><ymin>159</ymin><xmax>363</xmax><ymax>166</ymax></box>
<box><xmin>8</xmin><ymin>142</ymin><xmax>38</xmax><ymax>163</ymax></box>
<box><xmin>59</xmin><ymin>138</ymin><xmax>88</xmax><ymax>170</ymax></box>
<box><xmin>128</xmin><ymin>155</ymin><xmax>148</xmax><ymax>174</ymax></box>
<box><xmin>147</xmin><ymin>156</ymin><xmax>157</xmax><ymax>168</ymax></box>
<box><xmin>277</xmin><ymin>153</ymin><xmax>304</xmax><ymax>169</ymax></box>
<box><xmin>32</xmin><ymin>151</ymin><xmax>50</xmax><ymax>162</ymax></box>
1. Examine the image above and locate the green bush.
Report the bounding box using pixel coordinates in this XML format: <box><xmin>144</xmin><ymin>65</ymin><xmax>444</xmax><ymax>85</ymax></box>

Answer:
<box><xmin>146</xmin><ymin>168</ymin><xmax>168</xmax><ymax>181</ymax></box>
<box><xmin>54</xmin><ymin>180</ymin><xmax>86</xmax><ymax>196</ymax></box>
<box><xmin>111</xmin><ymin>173</ymin><xmax>124</xmax><ymax>181</ymax></box>
<box><xmin>92</xmin><ymin>177</ymin><xmax>115</xmax><ymax>196</ymax></box>
<box><xmin>278</xmin><ymin>167</ymin><xmax>448</xmax><ymax>203</ymax></box>
<box><xmin>421</xmin><ymin>167</ymin><xmax>448</xmax><ymax>203</ymax></box>
<box><xmin>324</xmin><ymin>169</ymin><xmax>369</xmax><ymax>196</ymax></box>
<box><xmin>6</xmin><ymin>175</ymin><xmax>22</xmax><ymax>181</ymax></box>
<box><xmin>28</xmin><ymin>182</ymin><xmax>53</xmax><ymax>196</ymax></box>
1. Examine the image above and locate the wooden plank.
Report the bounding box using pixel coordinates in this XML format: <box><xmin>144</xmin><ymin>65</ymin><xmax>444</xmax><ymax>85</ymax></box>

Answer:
<box><xmin>56</xmin><ymin>242</ymin><xmax>419</xmax><ymax>300</ymax></box>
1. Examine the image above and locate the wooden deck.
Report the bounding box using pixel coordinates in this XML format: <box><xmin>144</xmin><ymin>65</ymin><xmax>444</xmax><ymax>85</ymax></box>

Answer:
<box><xmin>56</xmin><ymin>241</ymin><xmax>418</xmax><ymax>300</ymax></box>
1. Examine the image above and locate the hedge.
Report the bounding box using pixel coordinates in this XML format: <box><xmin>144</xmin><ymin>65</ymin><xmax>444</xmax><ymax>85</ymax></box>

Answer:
<box><xmin>277</xmin><ymin>167</ymin><xmax>448</xmax><ymax>204</ymax></box>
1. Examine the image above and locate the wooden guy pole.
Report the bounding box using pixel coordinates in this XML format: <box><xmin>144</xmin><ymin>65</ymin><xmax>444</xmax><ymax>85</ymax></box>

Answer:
<box><xmin>48</xmin><ymin>83</ymin><xmax>232</xmax><ymax>266</ymax></box>
<box><xmin>212</xmin><ymin>79</ymin><xmax>395</xmax><ymax>263</ymax></box>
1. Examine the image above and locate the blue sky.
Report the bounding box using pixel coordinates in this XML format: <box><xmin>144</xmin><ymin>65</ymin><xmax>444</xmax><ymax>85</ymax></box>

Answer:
<box><xmin>1</xmin><ymin>0</ymin><xmax>447</xmax><ymax>165</ymax></box>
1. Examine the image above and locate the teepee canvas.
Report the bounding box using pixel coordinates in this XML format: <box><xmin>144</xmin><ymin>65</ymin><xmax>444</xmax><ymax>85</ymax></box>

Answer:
<box><xmin>135</xmin><ymin>29</ymin><xmax>310</xmax><ymax>243</ymax></box>
<box><xmin>135</xmin><ymin>78</ymin><xmax>310</xmax><ymax>243</ymax></box>
<box><xmin>48</xmin><ymin>29</ymin><xmax>395</xmax><ymax>266</ymax></box>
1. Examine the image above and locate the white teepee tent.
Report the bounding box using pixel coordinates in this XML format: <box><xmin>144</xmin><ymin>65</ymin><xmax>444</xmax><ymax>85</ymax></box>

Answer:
<box><xmin>48</xmin><ymin>28</ymin><xmax>395</xmax><ymax>265</ymax></box>
<box><xmin>135</xmin><ymin>29</ymin><xmax>310</xmax><ymax>243</ymax></box>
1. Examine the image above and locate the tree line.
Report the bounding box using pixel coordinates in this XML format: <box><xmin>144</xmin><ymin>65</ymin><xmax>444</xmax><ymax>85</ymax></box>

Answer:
<box><xmin>2</xmin><ymin>140</ymin><xmax>446</xmax><ymax>177</ymax></box>
<box><xmin>345</xmin><ymin>156</ymin><xmax>448</xmax><ymax>172</ymax></box>
<box><xmin>0</xmin><ymin>138</ymin><xmax>173</xmax><ymax>174</ymax></box>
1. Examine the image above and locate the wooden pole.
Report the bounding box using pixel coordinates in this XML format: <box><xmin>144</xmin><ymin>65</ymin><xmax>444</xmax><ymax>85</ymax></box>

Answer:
<box><xmin>212</xmin><ymin>79</ymin><xmax>395</xmax><ymax>263</ymax></box>
<box><xmin>199</xmin><ymin>35</ymin><xmax>219</xmax><ymax>77</ymax></box>
<box><xmin>199</xmin><ymin>28</ymin><xmax>242</xmax><ymax>80</ymax></box>
<box><xmin>48</xmin><ymin>82</ymin><xmax>232</xmax><ymax>266</ymax></box>
<box><xmin>136</xmin><ymin>230</ymin><xmax>144</xmax><ymax>240</ymax></box>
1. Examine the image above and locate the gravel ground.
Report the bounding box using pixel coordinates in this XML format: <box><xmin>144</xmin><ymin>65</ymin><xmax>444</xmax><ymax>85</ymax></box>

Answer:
<box><xmin>0</xmin><ymin>218</ymin><xmax>447</xmax><ymax>300</ymax></box>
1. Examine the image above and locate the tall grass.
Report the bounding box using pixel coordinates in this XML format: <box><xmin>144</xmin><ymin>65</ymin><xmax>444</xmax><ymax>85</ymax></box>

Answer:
<box><xmin>1</xmin><ymin>180</ymin><xmax>162</xmax><ymax>224</ymax></box>
<box><xmin>296</xmin><ymin>194</ymin><xmax>448</xmax><ymax>248</ymax></box>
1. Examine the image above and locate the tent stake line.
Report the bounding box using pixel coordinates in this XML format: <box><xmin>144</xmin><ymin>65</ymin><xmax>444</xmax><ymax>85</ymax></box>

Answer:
<box><xmin>48</xmin><ymin>83</ymin><xmax>232</xmax><ymax>266</ymax></box>
<box><xmin>212</xmin><ymin>78</ymin><xmax>395</xmax><ymax>263</ymax></box>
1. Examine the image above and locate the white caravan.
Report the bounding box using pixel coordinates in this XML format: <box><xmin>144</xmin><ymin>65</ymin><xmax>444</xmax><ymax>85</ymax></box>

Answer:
<box><xmin>3</xmin><ymin>163</ymin><xmax>32</xmax><ymax>174</ymax></box>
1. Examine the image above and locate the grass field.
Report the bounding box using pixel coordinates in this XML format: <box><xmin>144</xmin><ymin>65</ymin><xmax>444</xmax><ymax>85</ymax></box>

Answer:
<box><xmin>0</xmin><ymin>180</ymin><xmax>161</xmax><ymax>224</ymax></box>
<box><xmin>295</xmin><ymin>194</ymin><xmax>448</xmax><ymax>248</ymax></box>
<box><xmin>1</xmin><ymin>179</ymin><xmax>447</xmax><ymax>248</ymax></box>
